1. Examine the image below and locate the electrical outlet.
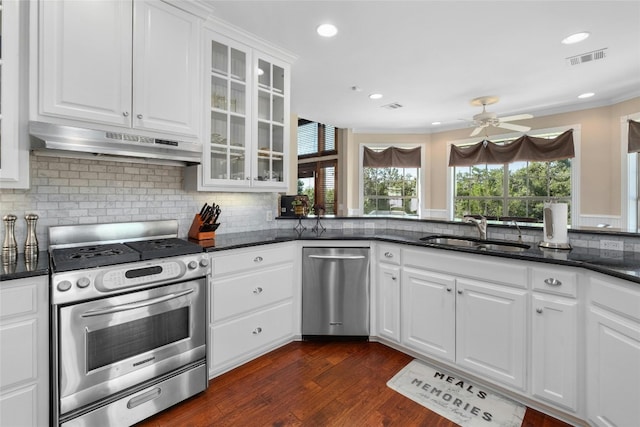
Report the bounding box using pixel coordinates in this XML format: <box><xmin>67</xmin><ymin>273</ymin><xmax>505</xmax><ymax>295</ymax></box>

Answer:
<box><xmin>600</xmin><ymin>240</ymin><xmax>624</xmax><ymax>251</ymax></box>
<box><xmin>266</xmin><ymin>210</ymin><xmax>272</xmax><ymax>222</ymax></box>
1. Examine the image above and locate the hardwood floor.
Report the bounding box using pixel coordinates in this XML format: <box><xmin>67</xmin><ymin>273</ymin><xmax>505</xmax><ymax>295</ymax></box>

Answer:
<box><xmin>136</xmin><ymin>341</ymin><xmax>574</xmax><ymax>427</ymax></box>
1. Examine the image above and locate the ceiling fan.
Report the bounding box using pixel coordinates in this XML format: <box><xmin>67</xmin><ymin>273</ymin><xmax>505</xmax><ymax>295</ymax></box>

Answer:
<box><xmin>468</xmin><ymin>96</ymin><xmax>533</xmax><ymax>137</ymax></box>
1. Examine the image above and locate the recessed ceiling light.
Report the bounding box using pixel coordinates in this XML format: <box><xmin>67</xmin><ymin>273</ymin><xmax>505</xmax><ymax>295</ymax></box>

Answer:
<box><xmin>578</xmin><ymin>92</ymin><xmax>595</xmax><ymax>99</ymax></box>
<box><xmin>431</xmin><ymin>121</ymin><xmax>441</xmax><ymax>125</ymax></box>
<box><xmin>369</xmin><ymin>93</ymin><xmax>383</xmax><ymax>100</ymax></box>
<box><xmin>317</xmin><ymin>24</ymin><xmax>338</xmax><ymax>38</ymax></box>
<box><xmin>562</xmin><ymin>32</ymin><xmax>590</xmax><ymax>45</ymax></box>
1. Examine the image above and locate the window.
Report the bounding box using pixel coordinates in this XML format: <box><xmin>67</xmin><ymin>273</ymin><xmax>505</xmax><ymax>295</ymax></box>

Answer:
<box><xmin>361</xmin><ymin>146</ymin><xmax>421</xmax><ymax>217</ymax></box>
<box><xmin>297</xmin><ymin>119</ymin><xmax>338</xmax><ymax>215</ymax></box>
<box><xmin>451</xmin><ymin>130</ymin><xmax>574</xmax><ymax>223</ymax></box>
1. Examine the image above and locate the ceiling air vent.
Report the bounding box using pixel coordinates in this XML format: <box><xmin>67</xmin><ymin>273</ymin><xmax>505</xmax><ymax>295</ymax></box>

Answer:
<box><xmin>382</xmin><ymin>102</ymin><xmax>403</xmax><ymax>110</ymax></box>
<box><xmin>566</xmin><ymin>48</ymin><xmax>607</xmax><ymax>66</ymax></box>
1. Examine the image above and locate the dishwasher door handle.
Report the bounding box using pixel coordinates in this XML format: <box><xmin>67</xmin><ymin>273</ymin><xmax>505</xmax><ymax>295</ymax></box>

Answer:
<box><xmin>308</xmin><ymin>255</ymin><xmax>367</xmax><ymax>260</ymax></box>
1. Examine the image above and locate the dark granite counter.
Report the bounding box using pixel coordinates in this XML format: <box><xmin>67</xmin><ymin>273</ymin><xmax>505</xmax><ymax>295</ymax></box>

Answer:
<box><xmin>194</xmin><ymin>228</ymin><xmax>640</xmax><ymax>284</ymax></box>
<box><xmin>0</xmin><ymin>252</ymin><xmax>50</xmax><ymax>281</ymax></box>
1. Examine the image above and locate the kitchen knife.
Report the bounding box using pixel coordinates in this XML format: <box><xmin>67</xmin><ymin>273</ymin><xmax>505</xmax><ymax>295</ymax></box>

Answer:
<box><xmin>199</xmin><ymin>203</ymin><xmax>208</xmax><ymax>216</ymax></box>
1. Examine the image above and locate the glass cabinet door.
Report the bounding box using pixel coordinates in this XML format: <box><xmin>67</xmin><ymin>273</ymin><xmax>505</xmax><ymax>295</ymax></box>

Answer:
<box><xmin>207</xmin><ymin>38</ymin><xmax>250</xmax><ymax>184</ymax></box>
<box><xmin>255</xmin><ymin>57</ymin><xmax>287</xmax><ymax>185</ymax></box>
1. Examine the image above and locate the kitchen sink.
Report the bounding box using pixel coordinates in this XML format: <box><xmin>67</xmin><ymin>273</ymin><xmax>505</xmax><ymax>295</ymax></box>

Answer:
<box><xmin>420</xmin><ymin>235</ymin><xmax>531</xmax><ymax>252</ymax></box>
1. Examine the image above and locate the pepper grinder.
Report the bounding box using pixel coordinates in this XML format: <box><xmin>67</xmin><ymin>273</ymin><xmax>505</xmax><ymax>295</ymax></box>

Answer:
<box><xmin>2</xmin><ymin>214</ymin><xmax>18</xmax><ymax>264</ymax></box>
<box><xmin>24</xmin><ymin>213</ymin><xmax>39</xmax><ymax>262</ymax></box>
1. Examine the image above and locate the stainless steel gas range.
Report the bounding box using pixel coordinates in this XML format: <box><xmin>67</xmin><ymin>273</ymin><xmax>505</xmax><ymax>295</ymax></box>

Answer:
<box><xmin>48</xmin><ymin>220</ymin><xmax>209</xmax><ymax>427</ymax></box>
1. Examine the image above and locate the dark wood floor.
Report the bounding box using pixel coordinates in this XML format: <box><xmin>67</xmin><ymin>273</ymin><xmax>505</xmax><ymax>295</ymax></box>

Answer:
<box><xmin>136</xmin><ymin>341</ymin><xmax>574</xmax><ymax>427</ymax></box>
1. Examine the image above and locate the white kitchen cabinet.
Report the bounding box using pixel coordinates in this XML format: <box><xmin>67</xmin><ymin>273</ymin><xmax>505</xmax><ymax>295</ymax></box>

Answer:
<box><xmin>401</xmin><ymin>267</ymin><xmax>455</xmax><ymax>361</ymax></box>
<box><xmin>208</xmin><ymin>242</ymin><xmax>296</xmax><ymax>377</ymax></box>
<box><xmin>455</xmin><ymin>277</ymin><xmax>527</xmax><ymax>390</ymax></box>
<box><xmin>0</xmin><ymin>0</ymin><xmax>29</xmax><ymax>188</ymax></box>
<box><xmin>376</xmin><ymin>244</ymin><xmax>401</xmax><ymax>343</ymax></box>
<box><xmin>185</xmin><ymin>25</ymin><xmax>293</xmax><ymax>192</ymax></box>
<box><xmin>0</xmin><ymin>275</ymin><xmax>49</xmax><ymax>427</ymax></box>
<box><xmin>530</xmin><ymin>265</ymin><xmax>579</xmax><ymax>413</ymax></box>
<box><xmin>37</xmin><ymin>0</ymin><xmax>200</xmax><ymax>139</ymax></box>
<box><xmin>587</xmin><ymin>272</ymin><xmax>640</xmax><ymax>427</ymax></box>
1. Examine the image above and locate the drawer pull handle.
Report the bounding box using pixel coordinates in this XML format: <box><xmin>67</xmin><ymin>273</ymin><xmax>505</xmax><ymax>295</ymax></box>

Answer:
<box><xmin>254</xmin><ymin>256</ymin><xmax>263</xmax><ymax>263</ymax></box>
<box><xmin>384</xmin><ymin>252</ymin><xmax>394</xmax><ymax>258</ymax></box>
<box><xmin>536</xmin><ymin>308</ymin><xmax>543</xmax><ymax>314</ymax></box>
<box><xmin>253</xmin><ymin>287</ymin><xmax>263</xmax><ymax>294</ymax></box>
<box><xmin>252</xmin><ymin>327</ymin><xmax>263</xmax><ymax>335</ymax></box>
<box><xmin>544</xmin><ymin>278</ymin><xmax>562</xmax><ymax>286</ymax></box>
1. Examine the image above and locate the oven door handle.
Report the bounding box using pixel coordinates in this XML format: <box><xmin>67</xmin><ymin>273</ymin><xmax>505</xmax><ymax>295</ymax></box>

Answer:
<box><xmin>80</xmin><ymin>289</ymin><xmax>194</xmax><ymax>317</ymax></box>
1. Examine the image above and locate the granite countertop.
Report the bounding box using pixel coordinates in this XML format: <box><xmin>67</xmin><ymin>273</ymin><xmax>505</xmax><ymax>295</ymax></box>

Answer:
<box><xmin>195</xmin><ymin>228</ymin><xmax>640</xmax><ymax>284</ymax></box>
<box><xmin>0</xmin><ymin>251</ymin><xmax>50</xmax><ymax>281</ymax></box>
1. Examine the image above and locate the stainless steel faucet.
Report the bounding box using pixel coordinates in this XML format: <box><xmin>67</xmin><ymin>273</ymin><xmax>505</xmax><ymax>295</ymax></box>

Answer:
<box><xmin>464</xmin><ymin>215</ymin><xmax>487</xmax><ymax>240</ymax></box>
<box><xmin>511</xmin><ymin>219</ymin><xmax>523</xmax><ymax>243</ymax></box>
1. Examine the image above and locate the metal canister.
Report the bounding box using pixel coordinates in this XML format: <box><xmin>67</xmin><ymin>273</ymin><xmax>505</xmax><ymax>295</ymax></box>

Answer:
<box><xmin>2</xmin><ymin>214</ymin><xmax>18</xmax><ymax>264</ymax></box>
<box><xmin>24</xmin><ymin>214</ymin><xmax>39</xmax><ymax>262</ymax></box>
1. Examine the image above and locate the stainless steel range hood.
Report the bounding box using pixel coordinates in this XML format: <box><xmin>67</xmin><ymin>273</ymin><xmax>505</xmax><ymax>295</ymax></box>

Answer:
<box><xmin>29</xmin><ymin>121</ymin><xmax>202</xmax><ymax>165</ymax></box>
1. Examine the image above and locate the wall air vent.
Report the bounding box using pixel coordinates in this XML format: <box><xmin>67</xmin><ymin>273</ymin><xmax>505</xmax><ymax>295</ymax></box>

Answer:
<box><xmin>382</xmin><ymin>102</ymin><xmax>403</xmax><ymax>110</ymax></box>
<box><xmin>566</xmin><ymin>48</ymin><xmax>607</xmax><ymax>66</ymax></box>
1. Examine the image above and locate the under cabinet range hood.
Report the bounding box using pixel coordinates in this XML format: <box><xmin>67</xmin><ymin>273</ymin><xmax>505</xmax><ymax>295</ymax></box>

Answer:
<box><xmin>29</xmin><ymin>121</ymin><xmax>202</xmax><ymax>165</ymax></box>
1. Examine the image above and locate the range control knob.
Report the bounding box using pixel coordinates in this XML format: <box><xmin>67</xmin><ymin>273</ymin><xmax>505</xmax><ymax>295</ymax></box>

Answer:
<box><xmin>77</xmin><ymin>277</ymin><xmax>91</xmax><ymax>288</ymax></box>
<box><xmin>199</xmin><ymin>258</ymin><xmax>209</xmax><ymax>268</ymax></box>
<box><xmin>57</xmin><ymin>280</ymin><xmax>72</xmax><ymax>292</ymax></box>
<box><xmin>188</xmin><ymin>260</ymin><xmax>198</xmax><ymax>270</ymax></box>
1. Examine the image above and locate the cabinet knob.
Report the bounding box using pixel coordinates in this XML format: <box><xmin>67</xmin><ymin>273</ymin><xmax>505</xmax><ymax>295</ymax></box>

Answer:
<box><xmin>544</xmin><ymin>278</ymin><xmax>562</xmax><ymax>286</ymax></box>
<box><xmin>254</xmin><ymin>256</ymin><xmax>263</xmax><ymax>263</ymax></box>
<box><xmin>457</xmin><ymin>290</ymin><xmax>463</xmax><ymax>295</ymax></box>
<box><xmin>252</xmin><ymin>327</ymin><xmax>263</xmax><ymax>335</ymax></box>
<box><xmin>446</xmin><ymin>287</ymin><xmax>452</xmax><ymax>292</ymax></box>
<box><xmin>536</xmin><ymin>308</ymin><xmax>543</xmax><ymax>314</ymax></box>
<box><xmin>384</xmin><ymin>252</ymin><xmax>394</xmax><ymax>258</ymax></box>
<box><xmin>137</xmin><ymin>114</ymin><xmax>143</xmax><ymax>119</ymax></box>
<box><xmin>123</xmin><ymin>111</ymin><xmax>129</xmax><ymax>117</ymax></box>
<box><xmin>253</xmin><ymin>287</ymin><xmax>263</xmax><ymax>294</ymax></box>
<box><xmin>391</xmin><ymin>276</ymin><xmax>397</xmax><ymax>281</ymax></box>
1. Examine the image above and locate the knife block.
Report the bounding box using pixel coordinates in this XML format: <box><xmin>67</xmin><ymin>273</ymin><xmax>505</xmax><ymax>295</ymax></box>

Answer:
<box><xmin>188</xmin><ymin>214</ymin><xmax>215</xmax><ymax>241</ymax></box>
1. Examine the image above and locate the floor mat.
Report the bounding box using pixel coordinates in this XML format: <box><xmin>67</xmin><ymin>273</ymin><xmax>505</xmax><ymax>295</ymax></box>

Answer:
<box><xmin>387</xmin><ymin>359</ymin><xmax>525</xmax><ymax>427</ymax></box>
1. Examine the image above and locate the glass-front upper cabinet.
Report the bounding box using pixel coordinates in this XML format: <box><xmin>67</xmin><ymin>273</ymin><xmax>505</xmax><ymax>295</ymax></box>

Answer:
<box><xmin>206</xmin><ymin>35</ymin><xmax>251</xmax><ymax>187</ymax></box>
<box><xmin>254</xmin><ymin>56</ymin><xmax>287</xmax><ymax>187</ymax></box>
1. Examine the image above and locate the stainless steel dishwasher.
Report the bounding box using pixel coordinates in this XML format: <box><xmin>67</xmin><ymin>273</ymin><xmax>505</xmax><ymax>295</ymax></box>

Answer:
<box><xmin>302</xmin><ymin>247</ymin><xmax>370</xmax><ymax>339</ymax></box>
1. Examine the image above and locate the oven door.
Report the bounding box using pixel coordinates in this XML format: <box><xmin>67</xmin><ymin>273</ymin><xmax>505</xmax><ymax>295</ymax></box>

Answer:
<box><xmin>57</xmin><ymin>278</ymin><xmax>206</xmax><ymax>415</ymax></box>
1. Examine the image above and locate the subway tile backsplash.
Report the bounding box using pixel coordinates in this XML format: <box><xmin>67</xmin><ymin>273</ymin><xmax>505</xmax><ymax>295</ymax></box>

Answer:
<box><xmin>1</xmin><ymin>155</ymin><xmax>278</xmax><ymax>248</ymax></box>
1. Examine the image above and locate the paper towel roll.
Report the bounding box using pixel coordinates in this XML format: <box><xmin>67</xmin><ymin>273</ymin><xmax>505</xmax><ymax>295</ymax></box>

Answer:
<box><xmin>542</xmin><ymin>202</ymin><xmax>569</xmax><ymax>245</ymax></box>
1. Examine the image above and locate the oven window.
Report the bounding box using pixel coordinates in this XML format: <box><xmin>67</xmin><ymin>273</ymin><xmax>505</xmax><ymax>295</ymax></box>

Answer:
<box><xmin>86</xmin><ymin>307</ymin><xmax>189</xmax><ymax>371</ymax></box>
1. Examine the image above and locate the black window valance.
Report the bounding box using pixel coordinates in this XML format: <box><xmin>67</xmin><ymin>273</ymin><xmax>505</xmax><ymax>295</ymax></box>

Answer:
<box><xmin>448</xmin><ymin>129</ymin><xmax>575</xmax><ymax>167</ymax></box>
<box><xmin>628</xmin><ymin>120</ymin><xmax>640</xmax><ymax>153</ymax></box>
<box><xmin>363</xmin><ymin>146</ymin><xmax>421</xmax><ymax>168</ymax></box>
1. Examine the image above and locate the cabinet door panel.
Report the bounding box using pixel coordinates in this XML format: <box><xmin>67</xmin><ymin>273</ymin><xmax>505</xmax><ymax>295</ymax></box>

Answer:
<box><xmin>456</xmin><ymin>278</ymin><xmax>527</xmax><ymax>390</ymax></box>
<box><xmin>40</xmin><ymin>0</ymin><xmax>132</xmax><ymax>125</ymax></box>
<box><xmin>133</xmin><ymin>1</ymin><xmax>200</xmax><ymax>136</ymax></box>
<box><xmin>377</xmin><ymin>264</ymin><xmax>400</xmax><ymax>342</ymax></box>
<box><xmin>587</xmin><ymin>307</ymin><xmax>640</xmax><ymax>427</ymax></box>
<box><xmin>531</xmin><ymin>295</ymin><xmax>578</xmax><ymax>411</ymax></box>
<box><xmin>401</xmin><ymin>268</ymin><xmax>455</xmax><ymax>361</ymax></box>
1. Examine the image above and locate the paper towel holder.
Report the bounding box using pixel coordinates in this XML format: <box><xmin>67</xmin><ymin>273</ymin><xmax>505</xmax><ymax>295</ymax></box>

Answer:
<box><xmin>538</xmin><ymin>200</ymin><xmax>572</xmax><ymax>250</ymax></box>
<box><xmin>539</xmin><ymin>240</ymin><xmax>572</xmax><ymax>250</ymax></box>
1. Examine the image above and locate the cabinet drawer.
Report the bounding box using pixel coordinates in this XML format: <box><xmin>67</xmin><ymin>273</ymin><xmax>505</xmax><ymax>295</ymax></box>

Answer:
<box><xmin>212</xmin><ymin>264</ymin><xmax>294</xmax><ymax>322</ymax></box>
<box><xmin>589</xmin><ymin>274</ymin><xmax>640</xmax><ymax>322</ymax></box>
<box><xmin>531</xmin><ymin>264</ymin><xmax>578</xmax><ymax>298</ymax></box>
<box><xmin>378</xmin><ymin>244</ymin><xmax>401</xmax><ymax>265</ymax></box>
<box><xmin>211</xmin><ymin>302</ymin><xmax>293</xmax><ymax>368</ymax></box>
<box><xmin>212</xmin><ymin>244</ymin><xmax>295</xmax><ymax>277</ymax></box>
<box><xmin>0</xmin><ymin>284</ymin><xmax>37</xmax><ymax>320</ymax></box>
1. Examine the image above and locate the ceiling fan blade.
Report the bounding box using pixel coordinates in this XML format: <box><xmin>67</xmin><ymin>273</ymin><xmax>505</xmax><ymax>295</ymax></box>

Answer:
<box><xmin>470</xmin><ymin>126</ymin><xmax>483</xmax><ymax>137</ymax></box>
<box><xmin>499</xmin><ymin>113</ymin><xmax>533</xmax><ymax>122</ymax></box>
<box><xmin>496</xmin><ymin>122</ymin><xmax>531</xmax><ymax>132</ymax></box>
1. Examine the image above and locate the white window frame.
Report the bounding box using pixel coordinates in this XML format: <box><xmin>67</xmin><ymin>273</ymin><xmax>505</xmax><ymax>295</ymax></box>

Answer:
<box><xmin>358</xmin><ymin>142</ymin><xmax>426</xmax><ymax>217</ymax></box>
<box><xmin>446</xmin><ymin>124</ymin><xmax>581</xmax><ymax>226</ymax></box>
<box><xmin>621</xmin><ymin>112</ymin><xmax>640</xmax><ymax>231</ymax></box>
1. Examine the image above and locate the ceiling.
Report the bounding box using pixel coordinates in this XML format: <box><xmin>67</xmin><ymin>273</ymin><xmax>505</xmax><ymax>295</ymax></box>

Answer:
<box><xmin>204</xmin><ymin>1</ymin><xmax>640</xmax><ymax>134</ymax></box>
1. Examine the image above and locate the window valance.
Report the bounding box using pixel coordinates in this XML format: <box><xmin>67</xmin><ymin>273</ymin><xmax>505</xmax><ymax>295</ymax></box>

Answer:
<box><xmin>448</xmin><ymin>129</ymin><xmax>575</xmax><ymax>167</ymax></box>
<box><xmin>363</xmin><ymin>146</ymin><xmax>421</xmax><ymax>168</ymax></box>
<box><xmin>628</xmin><ymin>120</ymin><xmax>640</xmax><ymax>153</ymax></box>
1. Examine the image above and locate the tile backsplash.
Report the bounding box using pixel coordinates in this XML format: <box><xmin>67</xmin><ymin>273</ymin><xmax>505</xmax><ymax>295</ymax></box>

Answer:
<box><xmin>0</xmin><ymin>155</ymin><xmax>278</xmax><ymax>248</ymax></box>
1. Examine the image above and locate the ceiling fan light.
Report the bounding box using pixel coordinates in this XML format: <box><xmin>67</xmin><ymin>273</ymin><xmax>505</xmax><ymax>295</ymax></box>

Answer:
<box><xmin>369</xmin><ymin>93</ymin><xmax>383</xmax><ymax>100</ymax></box>
<box><xmin>431</xmin><ymin>121</ymin><xmax>441</xmax><ymax>125</ymax></box>
<box><xmin>317</xmin><ymin>23</ymin><xmax>338</xmax><ymax>38</ymax></box>
<box><xmin>562</xmin><ymin>32</ymin><xmax>590</xmax><ymax>45</ymax></box>
<box><xmin>578</xmin><ymin>92</ymin><xmax>595</xmax><ymax>99</ymax></box>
